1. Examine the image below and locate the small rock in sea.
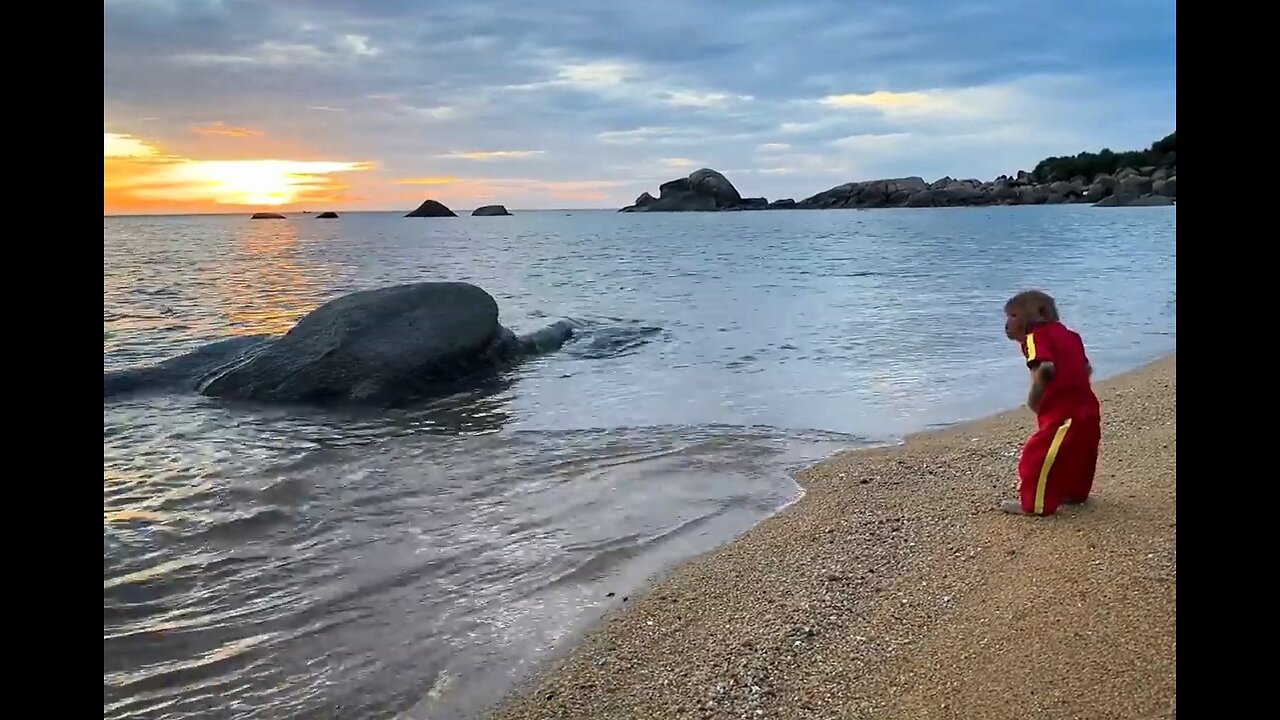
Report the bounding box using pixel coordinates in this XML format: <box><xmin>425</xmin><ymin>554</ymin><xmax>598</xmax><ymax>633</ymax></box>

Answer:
<box><xmin>606</xmin><ymin>592</ymin><xmax>615</xmax><ymax>597</ymax></box>
<box><xmin>404</xmin><ymin>199</ymin><xmax>457</xmax><ymax>217</ymax></box>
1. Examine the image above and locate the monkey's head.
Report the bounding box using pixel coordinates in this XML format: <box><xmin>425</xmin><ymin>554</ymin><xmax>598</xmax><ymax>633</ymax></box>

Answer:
<box><xmin>1004</xmin><ymin>289</ymin><xmax>1059</xmax><ymax>342</ymax></box>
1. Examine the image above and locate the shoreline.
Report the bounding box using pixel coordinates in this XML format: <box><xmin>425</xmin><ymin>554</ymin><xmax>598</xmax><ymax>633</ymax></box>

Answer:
<box><xmin>491</xmin><ymin>353</ymin><xmax>1177</xmax><ymax>719</ymax></box>
<box><xmin>105</xmin><ymin>203</ymin><xmax>1178</xmax><ymax>220</ymax></box>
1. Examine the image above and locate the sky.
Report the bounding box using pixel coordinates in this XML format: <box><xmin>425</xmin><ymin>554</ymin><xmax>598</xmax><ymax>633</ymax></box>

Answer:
<box><xmin>103</xmin><ymin>0</ymin><xmax>1177</xmax><ymax>214</ymax></box>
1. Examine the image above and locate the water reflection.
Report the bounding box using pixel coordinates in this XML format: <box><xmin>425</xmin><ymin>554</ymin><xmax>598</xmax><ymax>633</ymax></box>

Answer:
<box><xmin>104</xmin><ymin>208</ymin><xmax>1176</xmax><ymax>720</ymax></box>
<box><xmin>220</xmin><ymin>371</ymin><xmax>520</xmax><ymax>440</ymax></box>
<box><xmin>393</xmin><ymin>375</ymin><xmax>517</xmax><ymax>435</ymax></box>
<box><xmin>221</xmin><ymin>220</ymin><xmax>334</xmax><ymax>336</ymax></box>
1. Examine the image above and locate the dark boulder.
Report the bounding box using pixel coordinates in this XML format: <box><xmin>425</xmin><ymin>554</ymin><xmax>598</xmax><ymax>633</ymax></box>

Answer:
<box><xmin>198</xmin><ymin>283</ymin><xmax>502</xmax><ymax>403</ymax></box>
<box><xmin>619</xmin><ymin>169</ymin><xmax>752</xmax><ymax>212</ymax></box>
<box><xmin>405</xmin><ymin>199</ymin><xmax>457</xmax><ymax>217</ymax></box>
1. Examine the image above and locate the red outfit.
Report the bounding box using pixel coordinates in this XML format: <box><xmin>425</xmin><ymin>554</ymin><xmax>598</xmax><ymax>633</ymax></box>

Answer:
<box><xmin>1016</xmin><ymin>321</ymin><xmax>1102</xmax><ymax>515</ymax></box>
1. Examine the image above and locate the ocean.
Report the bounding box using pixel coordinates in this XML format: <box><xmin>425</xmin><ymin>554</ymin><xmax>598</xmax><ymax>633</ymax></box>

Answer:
<box><xmin>104</xmin><ymin>206</ymin><xmax>1176</xmax><ymax>719</ymax></box>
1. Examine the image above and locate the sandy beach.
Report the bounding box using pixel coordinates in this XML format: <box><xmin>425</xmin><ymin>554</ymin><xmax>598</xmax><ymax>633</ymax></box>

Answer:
<box><xmin>492</xmin><ymin>354</ymin><xmax>1177</xmax><ymax>720</ymax></box>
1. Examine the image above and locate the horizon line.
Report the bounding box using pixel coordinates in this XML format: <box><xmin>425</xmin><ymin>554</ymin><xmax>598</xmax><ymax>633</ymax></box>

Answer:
<box><xmin>103</xmin><ymin>207</ymin><xmax>615</xmax><ymax>218</ymax></box>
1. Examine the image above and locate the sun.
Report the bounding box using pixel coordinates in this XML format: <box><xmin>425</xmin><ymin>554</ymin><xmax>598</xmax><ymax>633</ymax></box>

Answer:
<box><xmin>104</xmin><ymin>133</ymin><xmax>373</xmax><ymax>212</ymax></box>
<box><xmin>157</xmin><ymin>159</ymin><xmax>372</xmax><ymax>206</ymax></box>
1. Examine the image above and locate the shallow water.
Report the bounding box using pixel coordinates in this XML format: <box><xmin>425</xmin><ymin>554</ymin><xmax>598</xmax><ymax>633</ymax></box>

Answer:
<box><xmin>104</xmin><ymin>206</ymin><xmax>1176</xmax><ymax>719</ymax></box>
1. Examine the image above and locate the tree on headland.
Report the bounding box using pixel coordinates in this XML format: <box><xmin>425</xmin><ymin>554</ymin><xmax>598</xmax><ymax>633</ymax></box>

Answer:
<box><xmin>1031</xmin><ymin>131</ymin><xmax>1176</xmax><ymax>183</ymax></box>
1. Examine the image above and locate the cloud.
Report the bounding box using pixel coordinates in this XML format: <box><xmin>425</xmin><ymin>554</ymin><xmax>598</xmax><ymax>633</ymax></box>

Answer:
<box><xmin>104</xmin><ymin>132</ymin><xmax>160</xmax><ymax>158</ymax></box>
<box><xmin>395</xmin><ymin>176</ymin><xmax>459</xmax><ymax>185</ymax></box>
<box><xmin>595</xmin><ymin>127</ymin><xmax>681</xmax><ymax>145</ymax></box>
<box><xmin>173</xmin><ymin>34</ymin><xmax>380</xmax><ymax>66</ymax></box>
<box><xmin>661</xmin><ymin>158</ymin><xmax>698</xmax><ymax>169</ymax></box>
<box><xmin>437</xmin><ymin>150</ymin><xmax>545</xmax><ymax>160</ymax></box>
<box><xmin>190</xmin><ymin>121</ymin><xmax>264</xmax><ymax>137</ymax></box>
<box><xmin>814</xmin><ymin>85</ymin><xmax>1024</xmax><ymax>129</ymax></box>
<box><xmin>104</xmin><ymin>0</ymin><xmax>1176</xmax><ymax>209</ymax></box>
<box><xmin>507</xmin><ymin>57</ymin><xmax>753</xmax><ymax>110</ymax></box>
<box><xmin>392</xmin><ymin>175</ymin><xmax>632</xmax><ymax>205</ymax></box>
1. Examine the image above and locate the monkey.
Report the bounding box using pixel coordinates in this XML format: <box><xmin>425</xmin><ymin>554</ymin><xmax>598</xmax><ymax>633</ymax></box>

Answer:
<box><xmin>1006</xmin><ymin>290</ymin><xmax>1065</xmax><ymax>411</ymax></box>
<box><xmin>999</xmin><ymin>290</ymin><xmax>1102</xmax><ymax>516</ymax></box>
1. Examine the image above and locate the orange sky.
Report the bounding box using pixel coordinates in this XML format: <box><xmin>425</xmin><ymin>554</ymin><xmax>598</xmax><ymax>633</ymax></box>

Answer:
<box><xmin>104</xmin><ymin>131</ymin><xmax>377</xmax><ymax>214</ymax></box>
<box><xmin>103</xmin><ymin>130</ymin><xmax>627</xmax><ymax>215</ymax></box>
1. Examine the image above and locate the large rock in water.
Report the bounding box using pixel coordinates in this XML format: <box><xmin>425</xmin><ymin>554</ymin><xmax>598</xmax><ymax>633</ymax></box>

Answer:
<box><xmin>197</xmin><ymin>283</ymin><xmax>512</xmax><ymax>403</ymax></box>
<box><xmin>619</xmin><ymin>168</ymin><xmax>756</xmax><ymax>212</ymax></box>
<box><xmin>405</xmin><ymin>199</ymin><xmax>457</xmax><ymax>217</ymax></box>
<box><xmin>251</xmin><ymin>212</ymin><xmax>287</xmax><ymax>219</ymax></box>
<box><xmin>472</xmin><ymin>204</ymin><xmax>512</xmax><ymax>216</ymax></box>
<box><xmin>105</xmin><ymin>282</ymin><xmax>583</xmax><ymax>407</ymax></box>
<box><xmin>316</xmin><ymin>211</ymin><xmax>339</xmax><ymax>219</ymax></box>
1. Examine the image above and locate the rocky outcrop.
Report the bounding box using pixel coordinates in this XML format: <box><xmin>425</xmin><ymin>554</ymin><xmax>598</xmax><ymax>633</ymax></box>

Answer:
<box><xmin>316</xmin><ymin>211</ymin><xmax>339</xmax><ymax>219</ymax></box>
<box><xmin>620</xmin><ymin>169</ymin><xmax>751</xmax><ymax>212</ymax></box>
<box><xmin>405</xmin><ymin>199</ymin><xmax>457</xmax><ymax>217</ymax></box>
<box><xmin>251</xmin><ymin>212</ymin><xmax>286</xmax><ymax>219</ymax></box>
<box><xmin>617</xmin><ymin>157</ymin><xmax>1176</xmax><ymax>212</ymax></box>
<box><xmin>472</xmin><ymin>205</ymin><xmax>512</xmax><ymax>216</ymax></box>
<box><xmin>793</xmin><ymin>167</ymin><xmax>1175</xmax><ymax>209</ymax></box>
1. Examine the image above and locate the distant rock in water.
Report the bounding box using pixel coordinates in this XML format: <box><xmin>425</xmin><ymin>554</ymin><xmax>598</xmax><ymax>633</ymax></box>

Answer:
<box><xmin>251</xmin><ymin>212</ymin><xmax>287</xmax><ymax>219</ymax></box>
<box><xmin>104</xmin><ymin>282</ymin><xmax>582</xmax><ymax>407</ymax></box>
<box><xmin>405</xmin><ymin>199</ymin><xmax>457</xmax><ymax>217</ymax></box>
<box><xmin>619</xmin><ymin>168</ymin><xmax>755</xmax><ymax>212</ymax></box>
<box><xmin>472</xmin><ymin>205</ymin><xmax>512</xmax><ymax>216</ymax></box>
<box><xmin>316</xmin><ymin>211</ymin><xmax>339</xmax><ymax>219</ymax></box>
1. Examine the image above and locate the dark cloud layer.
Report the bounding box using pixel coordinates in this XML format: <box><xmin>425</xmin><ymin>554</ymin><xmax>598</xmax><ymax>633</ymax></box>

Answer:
<box><xmin>105</xmin><ymin>0</ymin><xmax>1176</xmax><ymax>209</ymax></box>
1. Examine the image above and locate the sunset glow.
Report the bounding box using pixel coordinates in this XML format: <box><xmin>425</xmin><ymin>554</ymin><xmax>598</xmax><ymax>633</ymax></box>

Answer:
<box><xmin>104</xmin><ymin>133</ymin><xmax>372</xmax><ymax>213</ymax></box>
<box><xmin>105</xmin><ymin>1</ymin><xmax>1173</xmax><ymax>213</ymax></box>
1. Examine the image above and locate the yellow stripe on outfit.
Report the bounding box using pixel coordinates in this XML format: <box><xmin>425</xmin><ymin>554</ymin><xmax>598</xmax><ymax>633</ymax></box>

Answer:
<box><xmin>1034</xmin><ymin>418</ymin><xmax>1073</xmax><ymax>514</ymax></box>
<box><xmin>1025</xmin><ymin>333</ymin><xmax>1038</xmax><ymax>362</ymax></box>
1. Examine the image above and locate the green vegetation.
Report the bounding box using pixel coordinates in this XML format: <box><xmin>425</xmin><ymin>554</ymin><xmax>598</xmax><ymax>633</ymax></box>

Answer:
<box><xmin>1031</xmin><ymin>131</ymin><xmax>1176</xmax><ymax>183</ymax></box>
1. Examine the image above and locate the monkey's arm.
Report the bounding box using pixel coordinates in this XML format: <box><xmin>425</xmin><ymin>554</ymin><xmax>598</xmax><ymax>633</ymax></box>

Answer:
<box><xmin>1027</xmin><ymin>361</ymin><xmax>1055</xmax><ymax>412</ymax></box>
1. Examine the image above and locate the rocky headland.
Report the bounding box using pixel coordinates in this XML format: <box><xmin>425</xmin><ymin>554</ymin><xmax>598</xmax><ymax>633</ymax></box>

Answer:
<box><xmin>620</xmin><ymin>132</ymin><xmax>1176</xmax><ymax>212</ymax></box>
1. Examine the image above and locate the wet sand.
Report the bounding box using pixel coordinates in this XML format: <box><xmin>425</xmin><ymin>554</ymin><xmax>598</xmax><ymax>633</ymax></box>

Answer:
<box><xmin>492</xmin><ymin>354</ymin><xmax>1176</xmax><ymax>719</ymax></box>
